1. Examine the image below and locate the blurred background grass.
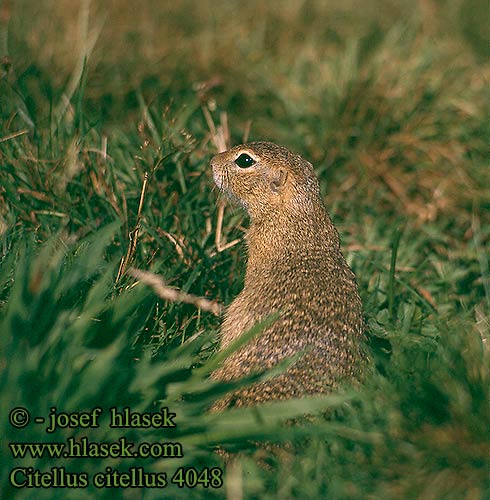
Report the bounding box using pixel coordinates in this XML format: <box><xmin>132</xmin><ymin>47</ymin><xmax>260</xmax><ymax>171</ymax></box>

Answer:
<box><xmin>0</xmin><ymin>0</ymin><xmax>489</xmax><ymax>498</ymax></box>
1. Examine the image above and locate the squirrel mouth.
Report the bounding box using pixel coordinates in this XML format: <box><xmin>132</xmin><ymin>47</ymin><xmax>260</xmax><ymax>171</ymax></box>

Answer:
<box><xmin>212</xmin><ymin>168</ymin><xmax>225</xmax><ymax>190</ymax></box>
<box><xmin>210</xmin><ymin>155</ymin><xmax>226</xmax><ymax>191</ymax></box>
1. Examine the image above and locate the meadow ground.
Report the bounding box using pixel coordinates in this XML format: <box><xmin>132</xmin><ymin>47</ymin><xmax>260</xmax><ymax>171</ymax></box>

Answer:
<box><xmin>0</xmin><ymin>1</ymin><xmax>489</xmax><ymax>499</ymax></box>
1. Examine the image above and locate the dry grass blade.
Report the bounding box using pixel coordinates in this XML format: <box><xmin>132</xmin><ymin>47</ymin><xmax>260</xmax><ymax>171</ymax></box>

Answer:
<box><xmin>225</xmin><ymin>459</ymin><xmax>243</xmax><ymax>500</ymax></box>
<box><xmin>129</xmin><ymin>267</ymin><xmax>223</xmax><ymax>316</ymax></box>
<box><xmin>0</xmin><ymin>130</ymin><xmax>28</xmax><ymax>143</ymax></box>
<box><xmin>214</xmin><ymin>200</ymin><xmax>241</xmax><ymax>253</ymax></box>
<box><xmin>203</xmin><ymin>107</ymin><xmax>242</xmax><ymax>253</ymax></box>
<box><xmin>54</xmin><ymin>0</ymin><xmax>105</xmax><ymax>124</ymax></box>
<box><xmin>202</xmin><ymin>106</ymin><xmax>230</xmax><ymax>154</ymax></box>
<box><xmin>115</xmin><ymin>171</ymin><xmax>149</xmax><ymax>283</ymax></box>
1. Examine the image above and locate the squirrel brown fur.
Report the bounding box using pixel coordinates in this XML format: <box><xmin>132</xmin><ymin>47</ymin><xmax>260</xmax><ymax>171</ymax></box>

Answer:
<box><xmin>211</xmin><ymin>142</ymin><xmax>366</xmax><ymax>409</ymax></box>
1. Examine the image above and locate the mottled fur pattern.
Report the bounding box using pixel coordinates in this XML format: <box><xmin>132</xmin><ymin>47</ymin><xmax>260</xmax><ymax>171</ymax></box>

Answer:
<box><xmin>211</xmin><ymin>142</ymin><xmax>365</xmax><ymax>409</ymax></box>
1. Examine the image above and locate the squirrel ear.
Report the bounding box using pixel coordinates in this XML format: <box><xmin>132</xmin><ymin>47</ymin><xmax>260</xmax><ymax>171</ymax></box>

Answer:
<box><xmin>269</xmin><ymin>168</ymin><xmax>288</xmax><ymax>194</ymax></box>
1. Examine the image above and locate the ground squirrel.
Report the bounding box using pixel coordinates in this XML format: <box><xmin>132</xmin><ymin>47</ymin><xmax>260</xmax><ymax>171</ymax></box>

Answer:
<box><xmin>211</xmin><ymin>142</ymin><xmax>365</xmax><ymax>409</ymax></box>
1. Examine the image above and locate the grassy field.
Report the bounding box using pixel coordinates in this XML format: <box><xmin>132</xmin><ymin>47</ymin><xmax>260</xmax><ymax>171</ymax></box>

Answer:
<box><xmin>1</xmin><ymin>0</ymin><xmax>489</xmax><ymax>498</ymax></box>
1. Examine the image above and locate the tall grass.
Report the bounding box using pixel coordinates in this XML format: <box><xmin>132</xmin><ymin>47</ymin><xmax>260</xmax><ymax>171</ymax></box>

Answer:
<box><xmin>1</xmin><ymin>0</ymin><xmax>489</xmax><ymax>498</ymax></box>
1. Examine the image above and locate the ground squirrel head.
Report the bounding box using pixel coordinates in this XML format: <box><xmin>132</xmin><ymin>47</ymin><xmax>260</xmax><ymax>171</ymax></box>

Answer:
<box><xmin>211</xmin><ymin>142</ymin><xmax>321</xmax><ymax>221</ymax></box>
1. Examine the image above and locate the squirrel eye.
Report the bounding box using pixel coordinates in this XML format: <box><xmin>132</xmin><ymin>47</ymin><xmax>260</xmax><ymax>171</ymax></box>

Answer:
<box><xmin>234</xmin><ymin>153</ymin><xmax>256</xmax><ymax>168</ymax></box>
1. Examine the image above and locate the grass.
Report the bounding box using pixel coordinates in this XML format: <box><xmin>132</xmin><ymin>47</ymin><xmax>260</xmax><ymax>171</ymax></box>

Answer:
<box><xmin>1</xmin><ymin>0</ymin><xmax>489</xmax><ymax>498</ymax></box>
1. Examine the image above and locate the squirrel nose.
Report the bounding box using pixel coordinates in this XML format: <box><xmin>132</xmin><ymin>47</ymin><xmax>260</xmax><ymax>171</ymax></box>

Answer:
<box><xmin>210</xmin><ymin>151</ymin><xmax>226</xmax><ymax>169</ymax></box>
